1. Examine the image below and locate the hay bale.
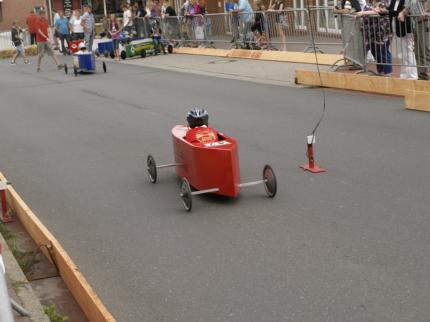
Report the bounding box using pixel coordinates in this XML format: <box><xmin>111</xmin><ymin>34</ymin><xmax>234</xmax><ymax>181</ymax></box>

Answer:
<box><xmin>0</xmin><ymin>45</ymin><xmax>38</xmax><ymax>59</ymax></box>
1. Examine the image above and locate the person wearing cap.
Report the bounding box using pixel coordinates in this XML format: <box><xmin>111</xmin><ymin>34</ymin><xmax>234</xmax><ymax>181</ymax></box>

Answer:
<box><xmin>36</xmin><ymin>10</ymin><xmax>63</xmax><ymax>72</ymax></box>
<box><xmin>10</xmin><ymin>21</ymin><xmax>30</xmax><ymax>65</ymax></box>
<box><xmin>81</xmin><ymin>4</ymin><xmax>95</xmax><ymax>51</ymax></box>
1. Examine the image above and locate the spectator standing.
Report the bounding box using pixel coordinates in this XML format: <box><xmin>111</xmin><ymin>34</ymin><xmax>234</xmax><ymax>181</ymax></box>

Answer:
<box><xmin>108</xmin><ymin>14</ymin><xmax>121</xmax><ymax>61</ymax></box>
<box><xmin>55</xmin><ymin>11</ymin><xmax>70</xmax><ymax>55</ymax></box>
<box><xmin>191</xmin><ymin>0</ymin><xmax>205</xmax><ymax>42</ymax></box>
<box><xmin>53</xmin><ymin>10</ymin><xmax>61</xmax><ymax>50</ymax></box>
<box><xmin>10</xmin><ymin>21</ymin><xmax>30</xmax><ymax>65</ymax></box>
<box><xmin>226</xmin><ymin>0</ymin><xmax>240</xmax><ymax>43</ymax></box>
<box><xmin>181</xmin><ymin>0</ymin><xmax>194</xmax><ymax>43</ymax></box>
<box><xmin>81</xmin><ymin>5</ymin><xmax>95</xmax><ymax>52</ymax></box>
<box><xmin>231</xmin><ymin>0</ymin><xmax>254</xmax><ymax>48</ymax></box>
<box><xmin>399</xmin><ymin>0</ymin><xmax>430</xmax><ymax>79</ymax></box>
<box><xmin>253</xmin><ymin>0</ymin><xmax>266</xmax><ymax>33</ymax></box>
<box><xmin>269</xmin><ymin>0</ymin><xmax>288</xmax><ymax>51</ymax></box>
<box><xmin>388</xmin><ymin>0</ymin><xmax>417</xmax><ymax>79</ymax></box>
<box><xmin>333</xmin><ymin>0</ymin><xmax>362</xmax><ymax>14</ymax></box>
<box><xmin>360</xmin><ymin>2</ymin><xmax>393</xmax><ymax>76</ymax></box>
<box><xmin>36</xmin><ymin>10</ymin><xmax>63</xmax><ymax>72</ymax></box>
<box><xmin>123</xmin><ymin>4</ymin><xmax>134</xmax><ymax>33</ymax></box>
<box><xmin>69</xmin><ymin>10</ymin><xmax>84</xmax><ymax>41</ymax></box>
<box><xmin>136</xmin><ymin>2</ymin><xmax>147</xmax><ymax>37</ymax></box>
<box><xmin>164</xmin><ymin>0</ymin><xmax>179</xmax><ymax>41</ymax></box>
<box><xmin>26</xmin><ymin>10</ymin><xmax>38</xmax><ymax>45</ymax></box>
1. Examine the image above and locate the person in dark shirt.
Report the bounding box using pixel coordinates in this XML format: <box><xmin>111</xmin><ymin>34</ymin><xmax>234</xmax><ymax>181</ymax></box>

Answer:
<box><xmin>333</xmin><ymin>0</ymin><xmax>362</xmax><ymax>14</ymax></box>
<box><xmin>10</xmin><ymin>21</ymin><xmax>29</xmax><ymax>65</ymax></box>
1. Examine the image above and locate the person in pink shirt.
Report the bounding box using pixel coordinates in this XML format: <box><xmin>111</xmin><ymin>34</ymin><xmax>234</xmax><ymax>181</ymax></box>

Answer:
<box><xmin>108</xmin><ymin>14</ymin><xmax>121</xmax><ymax>61</ymax></box>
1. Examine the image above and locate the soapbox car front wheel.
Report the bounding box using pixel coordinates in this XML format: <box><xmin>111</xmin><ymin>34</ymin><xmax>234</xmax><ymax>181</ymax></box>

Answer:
<box><xmin>179</xmin><ymin>178</ymin><xmax>192</xmax><ymax>212</ymax></box>
<box><xmin>102</xmin><ymin>61</ymin><xmax>107</xmax><ymax>73</ymax></box>
<box><xmin>147</xmin><ymin>155</ymin><xmax>157</xmax><ymax>183</ymax></box>
<box><xmin>140</xmin><ymin>49</ymin><xmax>146</xmax><ymax>58</ymax></box>
<box><xmin>64</xmin><ymin>64</ymin><xmax>68</xmax><ymax>75</ymax></box>
<box><xmin>263</xmin><ymin>165</ymin><xmax>277</xmax><ymax>198</ymax></box>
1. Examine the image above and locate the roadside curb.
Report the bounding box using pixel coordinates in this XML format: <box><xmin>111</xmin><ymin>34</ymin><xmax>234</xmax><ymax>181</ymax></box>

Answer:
<box><xmin>173</xmin><ymin>47</ymin><xmax>343</xmax><ymax>65</ymax></box>
<box><xmin>0</xmin><ymin>232</ymin><xmax>50</xmax><ymax>322</ymax></box>
<box><xmin>0</xmin><ymin>172</ymin><xmax>116</xmax><ymax>322</ymax></box>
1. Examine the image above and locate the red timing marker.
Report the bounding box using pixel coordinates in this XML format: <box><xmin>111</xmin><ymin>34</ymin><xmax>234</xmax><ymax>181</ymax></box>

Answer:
<box><xmin>0</xmin><ymin>181</ymin><xmax>13</xmax><ymax>223</ymax></box>
<box><xmin>300</xmin><ymin>135</ymin><xmax>326</xmax><ymax>173</ymax></box>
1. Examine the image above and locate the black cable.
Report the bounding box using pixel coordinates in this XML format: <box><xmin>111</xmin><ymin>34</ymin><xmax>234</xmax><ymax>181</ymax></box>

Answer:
<box><xmin>306</xmin><ymin>2</ymin><xmax>327</xmax><ymax>137</ymax></box>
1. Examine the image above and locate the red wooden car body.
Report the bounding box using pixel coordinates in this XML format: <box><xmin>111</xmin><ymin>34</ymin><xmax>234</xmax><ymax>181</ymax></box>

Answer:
<box><xmin>172</xmin><ymin>125</ymin><xmax>240</xmax><ymax>197</ymax></box>
<box><xmin>147</xmin><ymin>124</ymin><xmax>276</xmax><ymax>211</ymax></box>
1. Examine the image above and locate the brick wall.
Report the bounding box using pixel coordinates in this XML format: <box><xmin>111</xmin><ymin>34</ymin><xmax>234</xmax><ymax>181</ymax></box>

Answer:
<box><xmin>0</xmin><ymin>0</ymin><xmax>46</xmax><ymax>31</ymax></box>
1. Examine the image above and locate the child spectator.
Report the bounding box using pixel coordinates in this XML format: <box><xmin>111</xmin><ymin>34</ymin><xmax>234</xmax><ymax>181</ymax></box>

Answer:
<box><xmin>10</xmin><ymin>21</ymin><xmax>30</xmax><ymax>65</ymax></box>
<box><xmin>109</xmin><ymin>14</ymin><xmax>122</xmax><ymax>61</ymax></box>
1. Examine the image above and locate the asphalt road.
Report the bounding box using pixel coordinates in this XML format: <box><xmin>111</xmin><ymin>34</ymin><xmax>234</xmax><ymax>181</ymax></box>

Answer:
<box><xmin>0</xmin><ymin>57</ymin><xmax>429</xmax><ymax>322</ymax></box>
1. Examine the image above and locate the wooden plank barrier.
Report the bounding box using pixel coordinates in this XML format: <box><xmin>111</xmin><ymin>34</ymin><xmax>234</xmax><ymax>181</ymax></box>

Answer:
<box><xmin>0</xmin><ymin>172</ymin><xmax>116</xmax><ymax>322</ymax></box>
<box><xmin>174</xmin><ymin>47</ymin><xmax>343</xmax><ymax>65</ymax></box>
<box><xmin>295</xmin><ymin>69</ymin><xmax>430</xmax><ymax>112</ymax></box>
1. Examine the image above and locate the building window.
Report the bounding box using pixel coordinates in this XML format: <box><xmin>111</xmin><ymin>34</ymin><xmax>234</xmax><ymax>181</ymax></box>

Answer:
<box><xmin>0</xmin><ymin>3</ymin><xmax>3</xmax><ymax>23</ymax></box>
<box><xmin>316</xmin><ymin>0</ymin><xmax>341</xmax><ymax>33</ymax></box>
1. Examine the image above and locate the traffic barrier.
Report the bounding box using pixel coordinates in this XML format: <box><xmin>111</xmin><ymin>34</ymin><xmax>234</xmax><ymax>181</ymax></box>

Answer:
<box><xmin>0</xmin><ymin>172</ymin><xmax>116</xmax><ymax>322</ymax></box>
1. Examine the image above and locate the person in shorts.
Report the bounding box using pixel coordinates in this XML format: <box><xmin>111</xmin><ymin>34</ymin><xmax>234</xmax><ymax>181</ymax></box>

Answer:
<box><xmin>108</xmin><ymin>14</ymin><xmax>121</xmax><ymax>61</ymax></box>
<box><xmin>36</xmin><ymin>10</ymin><xmax>63</xmax><ymax>72</ymax></box>
<box><xmin>81</xmin><ymin>4</ymin><xmax>95</xmax><ymax>52</ymax></box>
<box><xmin>10</xmin><ymin>21</ymin><xmax>29</xmax><ymax>65</ymax></box>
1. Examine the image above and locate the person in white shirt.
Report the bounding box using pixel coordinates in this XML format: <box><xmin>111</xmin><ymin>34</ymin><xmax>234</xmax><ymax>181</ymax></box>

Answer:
<box><xmin>122</xmin><ymin>4</ymin><xmax>133</xmax><ymax>33</ymax></box>
<box><xmin>69</xmin><ymin>9</ymin><xmax>84</xmax><ymax>40</ymax></box>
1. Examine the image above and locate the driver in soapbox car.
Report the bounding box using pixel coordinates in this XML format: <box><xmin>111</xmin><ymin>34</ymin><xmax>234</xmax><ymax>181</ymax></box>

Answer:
<box><xmin>184</xmin><ymin>108</ymin><xmax>220</xmax><ymax>145</ymax></box>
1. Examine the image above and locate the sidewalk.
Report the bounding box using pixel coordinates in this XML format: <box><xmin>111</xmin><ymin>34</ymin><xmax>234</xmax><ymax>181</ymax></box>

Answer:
<box><xmin>118</xmin><ymin>53</ymin><xmax>331</xmax><ymax>88</ymax></box>
<box><xmin>0</xmin><ymin>232</ymin><xmax>49</xmax><ymax>322</ymax></box>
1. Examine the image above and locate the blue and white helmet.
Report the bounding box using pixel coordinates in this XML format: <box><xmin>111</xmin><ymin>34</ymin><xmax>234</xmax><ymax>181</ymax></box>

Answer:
<box><xmin>187</xmin><ymin>108</ymin><xmax>209</xmax><ymax>128</ymax></box>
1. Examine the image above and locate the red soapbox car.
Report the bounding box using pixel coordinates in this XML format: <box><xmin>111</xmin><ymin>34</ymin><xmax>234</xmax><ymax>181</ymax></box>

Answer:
<box><xmin>147</xmin><ymin>125</ymin><xmax>277</xmax><ymax>211</ymax></box>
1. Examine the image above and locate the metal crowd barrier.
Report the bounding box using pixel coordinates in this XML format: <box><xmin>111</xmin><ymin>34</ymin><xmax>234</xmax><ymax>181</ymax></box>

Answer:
<box><xmin>131</xmin><ymin>9</ymin><xmax>343</xmax><ymax>52</ymax></box>
<box><xmin>0</xmin><ymin>30</ymin><xmax>31</xmax><ymax>50</ymax></box>
<box><xmin>334</xmin><ymin>13</ymin><xmax>430</xmax><ymax>78</ymax></box>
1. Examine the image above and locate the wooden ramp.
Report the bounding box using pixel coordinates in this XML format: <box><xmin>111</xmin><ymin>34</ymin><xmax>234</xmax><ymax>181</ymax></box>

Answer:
<box><xmin>295</xmin><ymin>69</ymin><xmax>430</xmax><ymax>112</ymax></box>
<box><xmin>174</xmin><ymin>47</ymin><xmax>343</xmax><ymax>65</ymax></box>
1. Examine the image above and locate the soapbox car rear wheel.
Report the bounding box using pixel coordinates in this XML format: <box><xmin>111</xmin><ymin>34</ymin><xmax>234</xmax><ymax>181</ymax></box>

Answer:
<box><xmin>147</xmin><ymin>155</ymin><xmax>157</xmax><ymax>183</ymax></box>
<box><xmin>102</xmin><ymin>61</ymin><xmax>107</xmax><ymax>73</ymax></box>
<box><xmin>120</xmin><ymin>50</ymin><xmax>127</xmax><ymax>60</ymax></box>
<box><xmin>64</xmin><ymin>64</ymin><xmax>68</xmax><ymax>75</ymax></box>
<box><xmin>73</xmin><ymin>66</ymin><xmax>78</xmax><ymax>77</ymax></box>
<box><xmin>140</xmin><ymin>49</ymin><xmax>146</xmax><ymax>58</ymax></box>
<box><xmin>263</xmin><ymin>165</ymin><xmax>277</xmax><ymax>198</ymax></box>
<box><xmin>167</xmin><ymin>45</ymin><xmax>173</xmax><ymax>54</ymax></box>
<box><xmin>180</xmin><ymin>178</ymin><xmax>192</xmax><ymax>212</ymax></box>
